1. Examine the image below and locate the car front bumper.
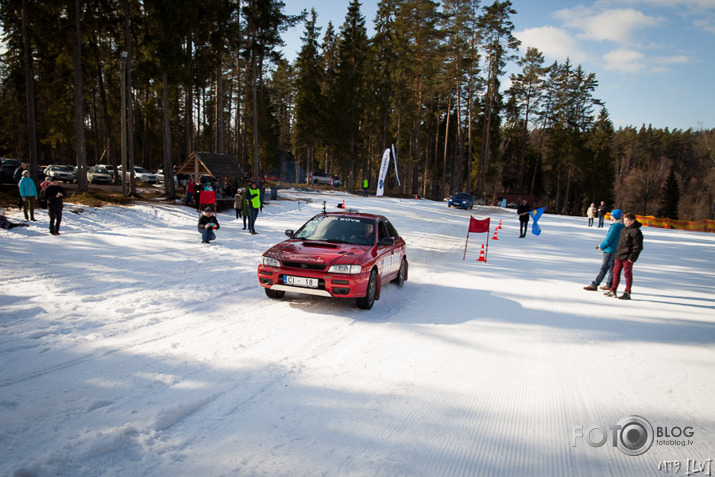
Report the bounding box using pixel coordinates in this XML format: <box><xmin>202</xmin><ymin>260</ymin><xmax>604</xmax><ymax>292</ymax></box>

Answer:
<box><xmin>257</xmin><ymin>265</ymin><xmax>371</xmax><ymax>298</ymax></box>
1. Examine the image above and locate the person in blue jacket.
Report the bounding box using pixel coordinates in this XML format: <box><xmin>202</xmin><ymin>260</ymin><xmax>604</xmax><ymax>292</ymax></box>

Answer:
<box><xmin>583</xmin><ymin>209</ymin><xmax>624</xmax><ymax>291</ymax></box>
<box><xmin>18</xmin><ymin>170</ymin><xmax>38</xmax><ymax>221</ymax></box>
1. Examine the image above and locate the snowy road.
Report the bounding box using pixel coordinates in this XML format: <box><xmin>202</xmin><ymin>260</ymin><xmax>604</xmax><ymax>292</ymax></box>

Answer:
<box><xmin>1</xmin><ymin>191</ymin><xmax>714</xmax><ymax>476</ymax></box>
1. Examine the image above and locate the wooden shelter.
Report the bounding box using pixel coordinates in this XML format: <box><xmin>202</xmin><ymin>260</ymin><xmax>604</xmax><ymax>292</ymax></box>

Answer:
<box><xmin>176</xmin><ymin>152</ymin><xmax>243</xmax><ymax>179</ymax></box>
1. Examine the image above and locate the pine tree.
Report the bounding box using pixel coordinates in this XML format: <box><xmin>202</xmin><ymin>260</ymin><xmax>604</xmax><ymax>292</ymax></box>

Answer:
<box><xmin>659</xmin><ymin>168</ymin><xmax>680</xmax><ymax>219</ymax></box>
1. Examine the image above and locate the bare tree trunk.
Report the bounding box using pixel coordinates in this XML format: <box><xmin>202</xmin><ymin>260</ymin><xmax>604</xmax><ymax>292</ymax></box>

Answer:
<box><xmin>125</xmin><ymin>0</ymin><xmax>135</xmax><ymax>195</ymax></box>
<box><xmin>442</xmin><ymin>95</ymin><xmax>452</xmax><ymax>198</ymax></box>
<box><xmin>216</xmin><ymin>62</ymin><xmax>224</xmax><ymax>154</ymax></box>
<box><xmin>72</xmin><ymin>0</ymin><xmax>87</xmax><ymax>191</ymax></box>
<box><xmin>21</xmin><ymin>0</ymin><xmax>39</xmax><ymax>178</ymax></box>
<box><xmin>162</xmin><ymin>70</ymin><xmax>175</xmax><ymax>198</ymax></box>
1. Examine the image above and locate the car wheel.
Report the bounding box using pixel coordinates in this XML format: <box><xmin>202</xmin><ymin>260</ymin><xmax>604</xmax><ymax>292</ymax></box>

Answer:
<box><xmin>356</xmin><ymin>269</ymin><xmax>378</xmax><ymax>310</ymax></box>
<box><xmin>391</xmin><ymin>258</ymin><xmax>407</xmax><ymax>287</ymax></box>
<box><xmin>265</xmin><ymin>288</ymin><xmax>285</xmax><ymax>299</ymax></box>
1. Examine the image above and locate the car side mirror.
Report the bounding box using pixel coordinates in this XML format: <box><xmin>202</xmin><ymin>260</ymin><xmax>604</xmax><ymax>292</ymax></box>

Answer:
<box><xmin>285</xmin><ymin>229</ymin><xmax>294</xmax><ymax>238</ymax></box>
<box><xmin>379</xmin><ymin>237</ymin><xmax>395</xmax><ymax>247</ymax></box>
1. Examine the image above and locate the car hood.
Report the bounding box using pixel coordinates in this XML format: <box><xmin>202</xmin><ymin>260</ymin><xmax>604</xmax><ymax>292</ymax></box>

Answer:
<box><xmin>263</xmin><ymin>239</ymin><xmax>375</xmax><ymax>267</ymax></box>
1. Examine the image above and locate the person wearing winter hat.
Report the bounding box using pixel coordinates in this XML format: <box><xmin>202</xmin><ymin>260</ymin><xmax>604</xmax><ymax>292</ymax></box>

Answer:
<box><xmin>605</xmin><ymin>212</ymin><xmax>644</xmax><ymax>300</ymax></box>
<box><xmin>584</xmin><ymin>209</ymin><xmax>624</xmax><ymax>291</ymax></box>
<box><xmin>197</xmin><ymin>207</ymin><xmax>220</xmax><ymax>243</ymax></box>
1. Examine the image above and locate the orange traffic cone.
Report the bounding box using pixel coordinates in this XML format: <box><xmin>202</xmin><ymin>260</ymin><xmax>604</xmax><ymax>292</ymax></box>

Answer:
<box><xmin>492</xmin><ymin>227</ymin><xmax>499</xmax><ymax>240</ymax></box>
<box><xmin>342</xmin><ymin>199</ymin><xmax>345</xmax><ymax>208</ymax></box>
<box><xmin>497</xmin><ymin>219</ymin><xmax>502</xmax><ymax>230</ymax></box>
<box><xmin>477</xmin><ymin>244</ymin><xmax>486</xmax><ymax>262</ymax></box>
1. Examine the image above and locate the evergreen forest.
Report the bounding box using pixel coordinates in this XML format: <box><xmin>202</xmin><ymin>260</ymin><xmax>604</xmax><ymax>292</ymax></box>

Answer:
<box><xmin>1</xmin><ymin>0</ymin><xmax>713</xmax><ymax>220</ymax></box>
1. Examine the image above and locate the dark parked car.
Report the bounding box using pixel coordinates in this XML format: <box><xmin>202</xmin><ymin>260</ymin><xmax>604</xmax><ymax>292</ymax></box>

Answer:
<box><xmin>1</xmin><ymin>158</ymin><xmax>22</xmax><ymax>184</ymax></box>
<box><xmin>448</xmin><ymin>192</ymin><xmax>475</xmax><ymax>209</ymax></box>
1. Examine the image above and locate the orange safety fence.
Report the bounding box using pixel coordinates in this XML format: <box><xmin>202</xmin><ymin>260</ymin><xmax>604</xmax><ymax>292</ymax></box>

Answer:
<box><xmin>605</xmin><ymin>213</ymin><xmax>715</xmax><ymax>233</ymax></box>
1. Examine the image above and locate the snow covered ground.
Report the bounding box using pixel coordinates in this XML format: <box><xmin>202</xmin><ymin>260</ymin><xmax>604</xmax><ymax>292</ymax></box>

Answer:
<box><xmin>1</xmin><ymin>190</ymin><xmax>714</xmax><ymax>477</ymax></box>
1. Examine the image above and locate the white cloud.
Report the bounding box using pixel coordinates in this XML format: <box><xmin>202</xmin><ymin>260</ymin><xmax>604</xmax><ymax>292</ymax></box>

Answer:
<box><xmin>652</xmin><ymin>55</ymin><xmax>691</xmax><ymax>65</ymax></box>
<box><xmin>555</xmin><ymin>7</ymin><xmax>661</xmax><ymax>43</ymax></box>
<box><xmin>693</xmin><ymin>16</ymin><xmax>715</xmax><ymax>34</ymax></box>
<box><xmin>603</xmin><ymin>48</ymin><xmax>646</xmax><ymax>72</ymax></box>
<box><xmin>515</xmin><ymin>26</ymin><xmax>588</xmax><ymax>63</ymax></box>
<box><xmin>611</xmin><ymin>0</ymin><xmax>715</xmax><ymax>8</ymax></box>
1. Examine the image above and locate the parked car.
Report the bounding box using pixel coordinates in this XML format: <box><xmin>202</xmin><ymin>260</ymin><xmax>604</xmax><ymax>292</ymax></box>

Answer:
<box><xmin>44</xmin><ymin>165</ymin><xmax>75</xmax><ymax>183</ymax></box>
<box><xmin>155</xmin><ymin>169</ymin><xmax>178</xmax><ymax>185</ymax></box>
<box><xmin>257</xmin><ymin>212</ymin><xmax>408</xmax><ymax>310</ymax></box>
<box><xmin>307</xmin><ymin>171</ymin><xmax>335</xmax><ymax>186</ymax></box>
<box><xmin>448</xmin><ymin>192</ymin><xmax>475</xmax><ymax>209</ymax></box>
<box><xmin>87</xmin><ymin>165</ymin><xmax>114</xmax><ymax>184</ymax></box>
<box><xmin>1</xmin><ymin>158</ymin><xmax>22</xmax><ymax>184</ymax></box>
<box><xmin>117</xmin><ymin>165</ymin><xmax>158</xmax><ymax>184</ymax></box>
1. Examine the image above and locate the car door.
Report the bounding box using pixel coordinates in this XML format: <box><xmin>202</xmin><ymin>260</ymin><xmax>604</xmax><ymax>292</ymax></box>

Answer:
<box><xmin>376</xmin><ymin>219</ymin><xmax>401</xmax><ymax>281</ymax></box>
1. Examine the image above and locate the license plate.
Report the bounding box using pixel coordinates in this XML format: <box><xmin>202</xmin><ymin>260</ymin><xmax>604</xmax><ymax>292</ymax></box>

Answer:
<box><xmin>284</xmin><ymin>276</ymin><xmax>319</xmax><ymax>288</ymax></box>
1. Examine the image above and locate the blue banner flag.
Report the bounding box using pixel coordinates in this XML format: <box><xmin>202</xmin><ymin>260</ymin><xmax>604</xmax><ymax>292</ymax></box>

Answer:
<box><xmin>530</xmin><ymin>207</ymin><xmax>545</xmax><ymax>235</ymax></box>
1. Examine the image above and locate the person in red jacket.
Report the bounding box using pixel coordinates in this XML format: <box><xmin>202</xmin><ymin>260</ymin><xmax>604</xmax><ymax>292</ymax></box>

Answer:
<box><xmin>605</xmin><ymin>212</ymin><xmax>644</xmax><ymax>300</ymax></box>
<box><xmin>185</xmin><ymin>176</ymin><xmax>196</xmax><ymax>206</ymax></box>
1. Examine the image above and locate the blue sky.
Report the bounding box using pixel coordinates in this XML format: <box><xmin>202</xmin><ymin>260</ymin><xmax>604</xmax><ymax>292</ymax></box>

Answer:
<box><xmin>281</xmin><ymin>0</ymin><xmax>715</xmax><ymax>131</ymax></box>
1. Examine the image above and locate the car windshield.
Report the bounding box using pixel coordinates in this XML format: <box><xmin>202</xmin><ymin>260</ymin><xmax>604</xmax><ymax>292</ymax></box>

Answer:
<box><xmin>53</xmin><ymin>166</ymin><xmax>71</xmax><ymax>172</ymax></box>
<box><xmin>134</xmin><ymin>167</ymin><xmax>149</xmax><ymax>173</ymax></box>
<box><xmin>294</xmin><ymin>215</ymin><xmax>376</xmax><ymax>246</ymax></box>
<box><xmin>95</xmin><ymin>167</ymin><xmax>110</xmax><ymax>173</ymax></box>
<box><xmin>453</xmin><ymin>193</ymin><xmax>471</xmax><ymax>199</ymax></box>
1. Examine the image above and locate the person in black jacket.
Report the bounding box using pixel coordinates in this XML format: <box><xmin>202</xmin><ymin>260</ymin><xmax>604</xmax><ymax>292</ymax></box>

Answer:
<box><xmin>605</xmin><ymin>212</ymin><xmax>644</xmax><ymax>300</ymax></box>
<box><xmin>198</xmin><ymin>208</ymin><xmax>220</xmax><ymax>243</ymax></box>
<box><xmin>44</xmin><ymin>179</ymin><xmax>66</xmax><ymax>235</ymax></box>
<box><xmin>597</xmin><ymin>201</ymin><xmax>607</xmax><ymax>228</ymax></box>
<box><xmin>516</xmin><ymin>200</ymin><xmax>530</xmax><ymax>238</ymax></box>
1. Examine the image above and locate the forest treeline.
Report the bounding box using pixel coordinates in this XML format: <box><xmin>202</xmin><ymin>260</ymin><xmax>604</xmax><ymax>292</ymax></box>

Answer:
<box><xmin>1</xmin><ymin>0</ymin><xmax>713</xmax><ymax>219</ymax></box>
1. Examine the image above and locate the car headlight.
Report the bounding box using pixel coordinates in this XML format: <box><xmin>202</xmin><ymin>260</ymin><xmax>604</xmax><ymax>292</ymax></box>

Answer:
<box><xmin>262</xmin><ymin>256</ymin><xmax>280</xmax><ymax>267</ymax></box>
<box><xmin>328</xmin><ymin>264</ymin><xmax>362</xmax><ymax>274</ymax></box>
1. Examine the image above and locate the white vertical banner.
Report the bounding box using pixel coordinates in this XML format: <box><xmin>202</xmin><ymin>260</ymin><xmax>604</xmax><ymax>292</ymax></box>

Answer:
<box><xmin>376</xmin><ymin>147</ymin><xmax>391</xmax><ymax>197</ymax></box>
<box><xmin>391</xmin><ymin>143</ymin><xmax>400</xmax><ymax>186</ymax></box>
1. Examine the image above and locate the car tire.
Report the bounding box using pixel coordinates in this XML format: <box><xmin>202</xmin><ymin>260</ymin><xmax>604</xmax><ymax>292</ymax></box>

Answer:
<box><xmin>392</xmin><ymin>258</ymin><xmax>407</xmax><ymax>287</ymax></box>
<box><xmin>265</xmin><ymin>288</ymin><xmax>285</xmax><ymax>299</ymax></box>
<box><xmin>356</xmin><ymin>269</ymin><xmax>378</xmax><ymax>310</ymax></box>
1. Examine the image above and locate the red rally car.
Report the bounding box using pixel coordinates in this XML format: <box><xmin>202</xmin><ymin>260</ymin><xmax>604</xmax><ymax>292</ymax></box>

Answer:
<box><xmin>257</xmin><ymin>212</ymin><xmax>408</xmax><ymax>310</ymax></box>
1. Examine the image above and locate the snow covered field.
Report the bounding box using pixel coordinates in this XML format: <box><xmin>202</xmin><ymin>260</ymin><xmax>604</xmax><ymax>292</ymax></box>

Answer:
<box><xmin>1</xmin><ymin>190</ymin><xmax>714</xmax><ymax>477</ymax></box>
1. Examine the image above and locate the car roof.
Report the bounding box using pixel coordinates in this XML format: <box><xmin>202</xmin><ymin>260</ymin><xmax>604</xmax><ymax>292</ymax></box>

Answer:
<box><xmin>320</xmin><ymin>212</ymin><xmax>385</xmax><ymax>221</ymax></box>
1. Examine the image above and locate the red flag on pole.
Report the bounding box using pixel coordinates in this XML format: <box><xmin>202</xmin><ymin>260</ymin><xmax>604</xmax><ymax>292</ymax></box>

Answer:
<box><xmin>468</xmin><ymin>216</ymin><xmax>490</xmax><ymax>233</ymax></box>
<box><xmin>464</xmin><ymin>216</ymin><xmax>491</xmax><ymax>260</ymax></box>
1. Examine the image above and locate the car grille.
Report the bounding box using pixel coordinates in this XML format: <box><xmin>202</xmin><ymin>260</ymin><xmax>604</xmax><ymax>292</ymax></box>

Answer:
<box><xmin>282</xmin><ymin>261</ymin><xmax>326</xmax><ymax>271</ymax></box>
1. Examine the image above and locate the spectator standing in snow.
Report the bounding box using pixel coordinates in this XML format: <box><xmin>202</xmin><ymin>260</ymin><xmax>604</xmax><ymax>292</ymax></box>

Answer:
<box><xmin>198</xmin><ymin>207</ymin><xmax>220</xmax><ymax>243</ymax></box>
<box><xmin>39</xmin><ymin>176</ymin><xmax>52</xmax><ymax>209</ymax></box>
<box><xmin>597</xmin><ymin>201</ymin><xmax>607</xmax><ymax>228</ymax></box>
<box><xmin>13</xmin><ymin>163</ymin><xmax>28</xmax><ymax>208</ymax></box>
<box><xmin>583</xmin><ymin>209</ymin><xmax>624</xmax><ymax>291</ymax></box>
<box><xmin>363</xmin><ymin>178</ymin><xmax>369</xmax><ymax>197</ymax></box>
<box><xmin>18</xmin><ymin>170</ymin><xmax>37</xmax><ymax>221</ymax></box>
<box><xmin>516</xmin><ymin>199</ymin><xmax>530</xmax><ymax>238</ymax></box>
<box><xmin>0</xmin><ymin>207</ymin><xmax>29</xmax><ymax>230</ymax></box>
<box><xmin>587</xmin><ymin>203</ymin><xmax>597</xmax><ymax>227</ymax></box>
<box><xmin>605</xmin><ymin>212</ymin><xmax>644</xmax><ymax>300</ymax></box>
<box><xmin>44</xmin><ymin>178</ymin><xmax>66</xmax><ymax>235</ymax></box>
<box><xmin>238</xmin><ymin>189</ymin><xmax>246</xmax><ymax>219</ymax></box>
<box><xmin>185</xmin><ymin>176</ymin><xmax>196</xmax><ymax>206</ymax></box>
<box><xmin>239</xmin><ymin>188</ymin><xmax>250</xmax><ymax>230</ymax></box>
<box><xmin>246</xmin><ymin>180</ymin><xmax>261</xmax><ymax>234</ymax></box>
